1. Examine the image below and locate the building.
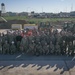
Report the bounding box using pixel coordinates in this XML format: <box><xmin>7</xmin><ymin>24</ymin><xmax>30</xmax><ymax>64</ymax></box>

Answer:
<box><xmin>59</xmin><ymin>12</ymin><xmax>70</xmax><ymax>17</ymax></box>
<box><xmin>70</xmin><ymin>11</ymin><xmax>75</xmax><ymax>17</ymax></box>
<box><xmin>1</xmin><ymin>3</ymin><xmax>6</xmax><ymax>13</ymax></box>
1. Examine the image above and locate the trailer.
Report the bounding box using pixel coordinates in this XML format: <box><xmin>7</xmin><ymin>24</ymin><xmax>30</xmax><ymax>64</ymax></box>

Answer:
<box><xmin>24</xmin><ymin>24</ymin><xmax>38</xmax><ymax>30</ymax></box>
<box><xmin>11</xmin><ymin>24</ymin><xmax>22</xmax><ymax>30</ymax></box>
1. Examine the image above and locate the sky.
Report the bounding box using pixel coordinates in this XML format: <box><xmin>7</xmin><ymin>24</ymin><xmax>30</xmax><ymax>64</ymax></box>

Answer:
<box><xmin>0</xmin><ymin>0</ymin><xmax>75</xmax><ymax>13</ymax></box>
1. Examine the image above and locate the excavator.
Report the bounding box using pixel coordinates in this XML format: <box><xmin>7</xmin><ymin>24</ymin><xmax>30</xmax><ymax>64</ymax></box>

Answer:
<box><xmin>0</xmin><ymin>11</ymin><xmax>7</xmax><ymax>22</ymax></box>
<box><xmin>63</xmin><ymin>21</ymin><xmax>75</xmax><ymax>33</ymax></box>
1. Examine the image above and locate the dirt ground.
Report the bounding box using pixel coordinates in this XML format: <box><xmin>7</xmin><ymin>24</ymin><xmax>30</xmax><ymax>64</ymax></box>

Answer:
<box><xmin>0</xmin><ymin>20</ymin><xmax>63</xmax><ymax>29</ymax></box>
<box><xmin>0</xmin><ymin>29</ymin><xmax>8</xmax><ymax>34</ymax></box>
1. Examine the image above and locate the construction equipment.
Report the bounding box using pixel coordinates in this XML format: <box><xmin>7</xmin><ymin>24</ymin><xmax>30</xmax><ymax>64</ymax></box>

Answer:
<box><xmin>0</xmin><ymin>10</ymin><xmax>7</xmax><ymax>22</ymax></box>
<box><xmin>38</xmin><ymin>22</ymin><xmax>51</xmax><ymax>30</ymax></box>
<box><xmin>63</xmin><ymin>22</ymin><xmax>75</xmax><ymax>32</ymax></box>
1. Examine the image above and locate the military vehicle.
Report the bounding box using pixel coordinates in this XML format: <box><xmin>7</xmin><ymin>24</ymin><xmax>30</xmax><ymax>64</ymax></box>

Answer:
<box><xmin>38</xmin><ymin>22</ymin><xmax>52</xmax><ymax>31</ymax></box>
<box><xmin>63</xmin><ymin>22</ymin><xmax>75</xmax><ymax>33</ymax></box>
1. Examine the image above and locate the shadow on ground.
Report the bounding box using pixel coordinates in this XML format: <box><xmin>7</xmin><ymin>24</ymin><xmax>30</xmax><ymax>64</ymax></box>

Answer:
<box><xmin>0</xmin><ymin>54</ymin><xmax>75</xmax><ymax>75</ymax></box>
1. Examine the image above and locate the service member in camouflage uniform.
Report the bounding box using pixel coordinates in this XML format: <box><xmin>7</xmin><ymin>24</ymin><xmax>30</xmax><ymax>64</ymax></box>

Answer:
<box><xmin>3</xmin><ymin>41</ymin><xmax>10</xmax><ymax>54</ymax></box>
<box><xmin>49</xmin><ymin>41</ymin><xmax>54</xmax><ymax>54</ymax></box>
<box><xmin>73</xmin><ymin>40</ymin><xmax>75</xmax><ymax>56</ymax></box>
<box><xmin>68</xmin><ymin>42</ymin><xmax>73</xmax><ymax>56</ymax></box>
<box><xmin>55</xmin><ymin>42</ymin><xmax>60</xmax><ymax>55</ymax></box>
<box><xmin>10</xmin><ymin>41</ymin><xmax>16</xmax><ymax>54</ymax></box>
<box><xmin>27</xmin><ymin>41</ymin><xmax>35</xmax><ymax>55</ymax></box>
<box><xmin>42</xmin><ymin>43</ymin><xmax>49</xmax><ymax>55</ymax></box>
<box><xmin>20</xmin><ymin>35</ymin><xmax>28</xmax><ymax>53</ymax></box>
<box><xmin>0</xmin><ymin>40</ymin><xmax>2</xmax><ymax>54</ymax></box>
<box><xmin>35</xmin><ymin>42</ymin><xmax>43</xmax><ymax>56</ymax></box>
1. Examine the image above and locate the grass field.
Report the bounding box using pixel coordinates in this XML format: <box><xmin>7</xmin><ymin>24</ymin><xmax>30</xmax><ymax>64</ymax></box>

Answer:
<box><xmin>1</xmin><ymin>16</ymin><xmax>75</xmax><ymax>24</ymax></box>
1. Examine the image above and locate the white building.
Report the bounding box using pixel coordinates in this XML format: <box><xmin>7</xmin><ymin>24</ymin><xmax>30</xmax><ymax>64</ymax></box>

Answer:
<box><xmin>1</xmin><ymin>3</ymin><xmax>6</xmax><ymax>13</ymax></box>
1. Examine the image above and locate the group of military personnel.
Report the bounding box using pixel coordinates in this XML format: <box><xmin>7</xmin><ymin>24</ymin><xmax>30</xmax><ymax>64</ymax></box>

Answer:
<box><xmin>0</xmin><ymin>28</ymin><xmax>75</xmax><ymax>56</ymax></box>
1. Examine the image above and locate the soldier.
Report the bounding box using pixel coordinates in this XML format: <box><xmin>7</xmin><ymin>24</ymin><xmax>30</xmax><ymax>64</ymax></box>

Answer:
<box><xmin>49</xmin><ymin>41</ymin><xmax>54</xmax><ymax>54</ymax></box>
<box><xmin>7</xmin><ymin>32</ymin><xmax>14</xmax><ymax>45</ymax></box>
<box><xmin>16</xmin><ymin>41</ymin><xmax>21</xmax><ymax>52</ymax></box>
<box><xmin>50</xmin><ymin>34</ymin><xmax>56</xmax><ymax>46</ymax></box>
<box><xmin>0</xmin><ymin>40</ymin><xmax>2</xmax><ymax>54</ymax></box>
<box><xmin>41</xmin><ymin>39</ymin><xmax>47</xmax><ymax>47</ymax></box>
<box><xmin>35</xmin><ymin>42</ymin><xmax>43</xmax><ymax>56</ymax></box>
<box><xmin>60</xmin><ymin>40</ymin><xmax>66</xmax><ymax>55</ymax></box>
<box><xmin>55</xmin><ymin>42</ymin><xmax>60</xmax><ymax>55</ymax></box>
<box><xmin>42</xmin><ymin>43</ymin><xmax>49</xmax><ymax>55</ymax></box>
<box><xmin>20</xmin><ymin>35</ymin><xmax>29</xmax><ymax>53</ymax></box>
<box><xmin>10</xmin><ymin>41</ymin><xmax>16</xmax><ymax>54</ymax></box>
<box><xmin>3</xmin><ymin>41</ymin><xmax>10</xmax><ymax>54</ymax></box>
<box><xmin>27</xmin><ymin>41</ymin><xmax>35</xmax><ymax>55</ymax></box>
<box><xmin>68</xmin><ymin>42</ymin><xmax>73</xmax><ymax>56</ymax></box>
<box><xmin>0</xmin><ymin>33</ymin><xmax>2</xmax><ymax>41</ymax></box>
<box><xmin>37</xmin><ymin>42</ymin><xmax>43</xmax><ymax>55</ymax></box>
<box><xmin>0</xmin><ymin>33</ymin><xmax>2</xmax><ymax>53</ymax></box>
<box><xmin>28</xmin><ymin>35</ymin><xmax>35</xmax><ymax>44</ymax></box>
<box><xmin>72</xmin><ymin>40</ymin><xmax>75</xmax><ymax>56</ymax></box>
<box><xmin>35</xmin><ymin>35</ymin><xmax>40</xmax><ymax>44</ymax></box>
<box><xmin>1</xmin><ymin>33</ymin><xmax>6</xmax><ymax>48</ymax></box>
<box><xmin>72</xmin><ymin>34</ymin><xmax>75</xmax><ymax>56</ymax></box>
<box><xmin>56</xmin><ymin>33</ymin><xmax>62</xmax><ymax>43</ymax></box>
<box><xmin>45</xmin><ymin>34</ymin><xmax>50</xmax><ymax>45</ymax></box>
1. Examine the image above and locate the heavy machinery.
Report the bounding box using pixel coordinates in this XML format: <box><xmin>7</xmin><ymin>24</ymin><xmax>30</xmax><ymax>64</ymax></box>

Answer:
<box><xmin>38</xmin><ymin>22</ymin><xmax>52</xmax><ymax>31</ymax></box>
<box><xmin>63</xmin><ymin>22</ymin><xmax>75</xmax><ymax>33</ymax></box>
<box><xmin>0</xmin><ymin>10</ymin><xmax>7</xmax><ymax>22</ymax></box>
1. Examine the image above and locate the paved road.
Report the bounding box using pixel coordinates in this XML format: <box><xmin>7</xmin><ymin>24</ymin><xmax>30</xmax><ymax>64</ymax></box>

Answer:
<box><xmin>0</xmin><ymin>54</ymin><xmax>75</xmax><ymax>75</ymax></box>
<box><xmin>0</xmin><ymin>54</ymin><xmax>74</xmax><ymax>61</ymax></box>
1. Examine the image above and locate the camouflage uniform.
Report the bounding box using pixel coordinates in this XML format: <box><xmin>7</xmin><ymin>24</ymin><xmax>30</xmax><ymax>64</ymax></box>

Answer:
<box><xmin>45</xmin><ymin>34</ymin><xmax>50</xmax><ymax>45</ymax></box>
<box><xmin>49</xmin><ymin>41</ymin><xmax>54</xmax><ymax>54</ymax></box>
<box><xmin>41</xmin><ymin>40</ymin><xmax>47</xmax><ymax>47</ymax></box>
<box><xmin>55</xmin><ymin>42</ymin><xmax>60</xmax><ymax>55</ymax></box>
<box><xmin>35</xmin><ymin>35</ymin><xmax>40</xmax><ymax>44</ymax></box>
<box><xmin>20</xmin><ymin>36</ymin><xmax>29</xmax><ymax>53</ymax></box>
<box><xmin>28</xmin><ymin>35</ymin><xmax>35</xmax><ymax>43</ymax></box>
<box><xmin>27</xmin><ymin>41</ymin><xmax>35</xmax><ymax>55</ymax></box>
<box><xmin>3</xmin><ymin>41</ymin><xmax>10</xmax><ymax>54</ymax></box>
<box><xmin>0</xmin><ymin>42</ymin><xmax>2</xmax><ymax>54</ymax></box>
<box><xmin>59</xmin><ymin>35</ymin><xmax>67</xmax><ymax>55</ymax></box>
<box><xmin>0</xmin><ymin>33</ymin><xmax>2</xmax><ymax>53</ymax></box>
<box><xmin>7</xmin><ymin>33</ymin><xmax>14</xmax><ymax>44</ymax></box>
<box><xmin>35</xmin><ymin>42</ymin><xmax>43</xmax><ymax>56</ymax></box>
<box><xmin>50</xmin><ymin>34</ymin><xmax>56</xmax><ymax>46</ymax></box>
<box><xmin>10</xmin><ymin>41</ymin><xmax>16</xmax><ymax>54</ymax></box>
<box><xmin>73</xmin><ymin>40</ymin><xmax>75</xmax><ymax>56</ymax></box>
<box><xmin>68</xmin><ymin>42</ymin><xmax>73</xmax><ymax>56</ymax></box>
<box><xmin>2</xmin><ymin>34</ymin><xmax>6</xmax><ymax>47</ymax></box>
<box><xmin>37</xmin><ymin>42</ymin><xmax>43</xmax><ymax>55</ymax></box>
<box><xmin>16</xmin><ymin>41</ymin><xmax>20</xmax><ymax>52</ymax></box>
<box><xmin>42</xmin><ymin>43</ymin><xmax>49</xmax><ymax>55</ymax></box>
<box><xmin>61</xmin><ymin>41</ymin><xmax>66</xmax><ymax>55</ymax></box>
